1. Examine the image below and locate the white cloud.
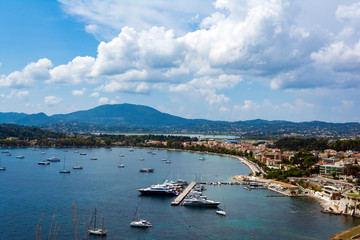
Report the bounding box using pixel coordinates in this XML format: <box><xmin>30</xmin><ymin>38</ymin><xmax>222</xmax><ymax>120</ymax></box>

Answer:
<box><xmin>219</xmin><ymin>106</ymin><xmax>230</xmax><ymax>112</ymax></box>
<box><xmin>72</xmin><ymin>88</ymin><xmax>86</xmax><ymax>96</ymax></box>
<box><xmin>0</xmin><ymin>90</ymin><xmax>29</xmax><ymax>99</ymax></box>
<box><xmin>0</xmin><ymin>58</ymin><xmax>52</xmax><ymax>88</ymax></box>
<box><xmin>58</xmin><ymin>0</ymin><xmax>215</xmax><ymax>40</ymax></box>
<box><xmin>98</xmin><ymin>97</ymin><xmax>109</xmax><ymax>104</ymax></box>
<box><xmin>90</xmin><ymin>92</ymin><xmax>100</xmax><ymax>97</ymax></box>
<box><xmin>44</xmin><ymin>96</ymin><xmax>63</xmax><ymax>106</ymax></box>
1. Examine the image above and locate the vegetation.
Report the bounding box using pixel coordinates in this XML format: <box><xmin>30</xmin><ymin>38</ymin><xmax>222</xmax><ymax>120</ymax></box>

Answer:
<box><xmin>273</xmin><ymin>137</ymin><xmax>360</xmax><ymax>152</ymax></box>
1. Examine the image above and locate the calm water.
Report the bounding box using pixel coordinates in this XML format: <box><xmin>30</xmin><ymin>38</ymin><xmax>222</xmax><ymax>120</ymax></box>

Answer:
<box><xmin>0</xmin><ymin>147</ymin><xmax>359</xmax><ymax>240</ymax></box>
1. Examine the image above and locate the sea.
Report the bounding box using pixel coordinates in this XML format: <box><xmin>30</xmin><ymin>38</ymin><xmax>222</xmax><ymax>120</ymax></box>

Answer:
<box><xmin>0</xmin><ymin>147</ymin><xmax>359</xmax><ymax>240</ymax></box>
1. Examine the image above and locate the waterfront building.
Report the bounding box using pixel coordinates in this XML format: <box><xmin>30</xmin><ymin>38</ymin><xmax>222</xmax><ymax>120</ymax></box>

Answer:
<box><xmin>319</xmin><ymin>164</ymin><xmax>344</xmax><ymax>175</ymax></box>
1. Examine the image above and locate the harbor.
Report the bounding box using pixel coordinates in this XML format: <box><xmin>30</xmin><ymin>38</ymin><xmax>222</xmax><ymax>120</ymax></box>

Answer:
<box><xmin>1</xmin><ymin>147</ymin><xmax>359</xmax><ymax>239</ymax></box>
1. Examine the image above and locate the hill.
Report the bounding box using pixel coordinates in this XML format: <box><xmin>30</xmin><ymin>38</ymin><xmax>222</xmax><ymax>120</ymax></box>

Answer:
<box><xmin>0</xmin><ymin>103</ymin><xmax>359</xmax><ymax>138</ymax></box>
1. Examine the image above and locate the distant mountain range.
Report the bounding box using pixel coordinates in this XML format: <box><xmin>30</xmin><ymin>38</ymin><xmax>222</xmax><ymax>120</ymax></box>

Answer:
<box><xmin>0</xmin><ymin>103</ymin><xmax>359</xmax><ymax>138</ymax></box>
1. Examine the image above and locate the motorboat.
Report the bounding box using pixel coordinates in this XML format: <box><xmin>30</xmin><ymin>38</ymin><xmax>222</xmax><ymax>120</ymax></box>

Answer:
<box><xmin>38</xmin><ymin>161</ymin><xmax>50</xmax><ymax>165</ymax></box>
<box><xmin>16</xmin><ymin>155</ymin><xmax>25</xmax><ymax>159</ymax></box>
<box><xmin>80</xmin><ymin>152</ymin><xmax>87</xmax><ymax>155</ymax></box>
<box><xmin>90</xmin><ymin>157</ymin><xmax>97</xmax><ymax>160</ymax></box>
<box><xmin>118</xmin><ymin>164</ymin><xmax>125</xmax><ymax>168</ymax></box>
<box><xmin>73</xmin><ymin>166</ymin><xmax>83</xmax><ymax>169</ymax></box>
<box><xmin>130</xmin><ymin>219</ymin><xmax>152</xmax><ymax>228</ymax></box>
<box><xmin>165</xmin><ymin>160</ymin><xmax>172</xmax><ymax>164</ymax></box>
<box><xmin>139</xmin><ymin>168</ymin><xmax>154</xmax><ymax>173</ymax></box>
<box><xmin>182</xmin><ymin>198</ymin><xmax>220</xmax><ymax>208</ymax></box>
<box><xmin>47</xmin><ymin>157</ymin><xmax>60</xmax><ymax>162</ymax></box>
<box><xmin>138</xmin><ymin>181</ymin><xmax>178</xmax><ymax>196</ymax></box>
<box><xmin>0</xmin><ymin>167</ymin><xmax>6</xmax><ymax>170</ymax></box>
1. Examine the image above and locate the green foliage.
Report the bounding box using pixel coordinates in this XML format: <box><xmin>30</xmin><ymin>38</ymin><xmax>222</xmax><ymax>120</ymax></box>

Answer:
<box><xmin>273</xmin><ymin>137</ymin><xmax>360</xmax><ymax>152</ymax></box>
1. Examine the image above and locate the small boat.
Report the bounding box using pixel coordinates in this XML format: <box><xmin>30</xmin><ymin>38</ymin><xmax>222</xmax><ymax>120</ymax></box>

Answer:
<box><xmin>139</xmin><ymin>168</ymin><xmax>154</xmax><ymax>173</ymax></box>
<box><xmin>129</xmin><ymin>149</ymin><xmax>134</xmax><ymax>152</ymax></box>
<box><xmin>6</xmin><ymin>153</ymin><xmax>11</xmax><ymax>156</ymax></box>
<box><xmin>16</xmin><ymin>155</ymin><xmax>25</xmax><ymax>159</ymax></box>
<box><xmin>59</xmin><ymin>156</ymin><xmax>70</xmax><ymax>174</ymax></box>
<box><xmin>0</xmin><ymin>167</ymin><xmax>6</xmax><ymax>171</ymax></box>
<box><xmin>38</xmin><ymin>161</ymin><xmax>50</xmax><ymax>165</ymax></box>
<box><xmin>198</xmin><ymin>157</ymin><xmax>205</xmax><ymax>160</ymax></box>
<box><xmin>161</xmin><ymin>158</ymin><xmax>167</xmax><ymax>161</ymax></box>
<box><xmin>244</xmin><ymin>187</ymin><xmax>251</xmax><ymax>191</ymax></box>
<box><xmin>41</xmin><ymin>152</ymin><xmax>46</xmax><ymax>154</ymax></box>
<box><xmin>119</xmin><ymin>154</ymin><xmax>125</xmax><ymax>157</ymax></box>
<box><xmin>216</xmin><ymin>209</ymin><xmax>226</xmax><ymax>216</ymax></box>
<box><xmin>165</xmin><ymin>160</ymin><xmax>172</xmax><ymax>164</ymax></box>
<box><xmin>89</xmin><ymin>208</ymin><xmax>108</xmax><ymax>236</ymax></box>
<box><xmin>47</xmin><ymin>157</ymin><xmax>60</xmax><ymax>162</ymax></box>
<box><xmin>1</xmin><ymin>150</ymin><xmax>10</xmax><ymax>153</ymax></box>
<box><xmin>130</xmin><ymin>198</ymin><xmax>152</xmax><ymax>228</ymax></box>
<box><xmin>73</xmin><ymin>165</ymin><xmax>83</xmax><ymax>169</ymax></box>
<box><xmin>216</xmin><ymin>196</ymin><xmax>226</xmax><ymax>216</ymax></box>
<box><xmin>90</xmin><ymin>157</ymin><xmax>97</xmax><ymax>160</ymax></box>
<box><xmin>80</xmin><ymin>152</ymin><xmax>87</xmax><ymax>155</ymax></box>
<box><xmin>139</xmin><ymin>157</ymin><xmax>145</xmax><ymax>161</ymax></box>
<box><xmin>118</xmin><ymin>164</ymin><xmax>125</xmax><ymax>168</ymax></box>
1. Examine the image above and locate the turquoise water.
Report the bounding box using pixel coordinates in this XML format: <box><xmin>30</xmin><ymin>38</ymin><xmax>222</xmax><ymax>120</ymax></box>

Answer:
<box><xmin>0</xmin><ymin>147</ymin><xmax>359</xmax><ymax>240</ymax></box>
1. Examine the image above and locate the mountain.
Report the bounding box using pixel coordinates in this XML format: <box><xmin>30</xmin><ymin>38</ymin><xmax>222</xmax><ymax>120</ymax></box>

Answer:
<box><xmin>0</xmin><ymin>103</ymin><xmax>359</xmax><ymax>138</ymax></box>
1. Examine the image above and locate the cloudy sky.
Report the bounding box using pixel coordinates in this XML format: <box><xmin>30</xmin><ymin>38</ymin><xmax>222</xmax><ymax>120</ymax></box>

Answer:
<box><xmin>0</xmin><ymin>0</ymin><xmax>359</xmax><ymax>122</ymax></box>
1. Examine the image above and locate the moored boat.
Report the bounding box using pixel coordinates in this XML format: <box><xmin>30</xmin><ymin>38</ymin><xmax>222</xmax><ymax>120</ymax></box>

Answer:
<box><xmin>47</xmin><ymin>157</ymin><xmax>60</xmax><ymax>162</ymax></box>
<box><xmin>38</xmin><ymin>161</ymin><xmax>50</xmax><ymax>165</ymax></box>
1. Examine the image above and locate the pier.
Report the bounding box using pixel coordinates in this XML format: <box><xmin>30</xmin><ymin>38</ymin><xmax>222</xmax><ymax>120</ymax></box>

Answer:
<box><xmin>171</xmin><ymin>181</ymin><xmax>197</xmax><ymax>205</ymax></box>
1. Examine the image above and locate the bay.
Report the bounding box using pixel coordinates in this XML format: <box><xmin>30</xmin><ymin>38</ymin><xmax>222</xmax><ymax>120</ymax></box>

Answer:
<box><xmin>0</xmin><ymin>147</ymin><xmax>359</xmax><ymax>240</ymax></box>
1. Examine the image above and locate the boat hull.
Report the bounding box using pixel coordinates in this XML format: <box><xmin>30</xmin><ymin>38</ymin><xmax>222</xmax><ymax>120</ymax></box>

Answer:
<box><xmin>138</xmin><ymin>189</ymin><xmax>177</xmax><ymax>197</ymax></box>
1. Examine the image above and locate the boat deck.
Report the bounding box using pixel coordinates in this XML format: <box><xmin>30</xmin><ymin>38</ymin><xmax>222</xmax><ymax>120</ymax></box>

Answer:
<box><xmin>171</xmin><ymin>182</ymin><xmax>197</xmax><ymax>206</ymax></box>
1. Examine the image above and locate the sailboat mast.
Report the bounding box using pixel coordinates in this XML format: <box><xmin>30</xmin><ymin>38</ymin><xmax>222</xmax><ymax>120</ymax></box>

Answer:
<box><xmin>94</xmin><ymin>209</ymin><xmax>97</xmax><ymax>229</ymax></box>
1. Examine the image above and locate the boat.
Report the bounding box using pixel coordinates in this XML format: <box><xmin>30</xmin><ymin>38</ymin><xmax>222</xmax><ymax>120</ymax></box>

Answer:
<box><xmin>130</xmin><ymin>198</ymin><xmax>152</xmax><ymax>228</ymax></box>
<box><xmin>161</xmin><ymin>158</ymin><xmax>167</xmax><ymax>161</ymax></box>
<box><xmin>80</xmin><ymin>152</ymin><xmax>87</xmax><ymax>155</ymax></box>
<box><xmin>138</xmin><ymin>180</ymin><xmax>178</xmax><ymax>196</ymax></box>
<box><xmin>182</xmin><ymin>198</ymin><xmax>220</xmax><ymax>208</ymax></box>
<box><xmin>118</xmin><ymin>164</ymin><xmax>125</xmax><ymax>168</ymax></box>
<box><xmin>47</xmin><ymin>157</ymin><xmax>60</xmax><ymax>162</ymax></box>
<box><xmin>216</xmin><ymin>209</ymin><xmax>226</xmax><ymax>216</ymax></box>
<box><xmin>1</xmin><ymin>150</ymin><xmax>10</xmax><ymax>153</ymax></box>
<box><xmin>129</xmin><ymin>149</ymin><xmax>134</xmax><ymax>152</ymax></box>
<box><xmin>73</xmin><ymin>158</ymin><xmax>83</xmax><ymax>169</ymax></box>
<box><xmin>16</xmin><ymin>155</ymin><xmax>25</xmax><ymax>159</ymax></box>
<box><xmin>0</xmin><ymin>158</ymin><xmax>6</xmax><ymax>170</ymax></box>
<box><xmin>38</xmin><ymin>161</ymin><xmax>50</xmax><ymax>165</ymax></box>
<box><xmin>59</xmin><ymin>155</ymin><xmax>70</xmax><ymax>174</ymax></box>
<box><xmin>165</xmin><ymin>160</ymin><xmax>172</xmax><ymax>164</ymax></box>
<box><xmin>90</xmin><ymin>157</ymin><xmax>97</xmax><ymax>160</ymax></box>
<box><xmin>88</xmin><ymin>208</ymin><xmax>108</xmax><ymax>236</ymax></box>
<box><xmin>199</xmin><ymin>157</ymin><xmax>205</xmax><ymax>160</ymax></box>
<box><xmin>216</xmin><ymin>196</ymin><xmax>226</xmax><ymax>216</ymax></box>
<box><xmin>6</xmin><ymin>153</ymin><xmax>11</xmax><ymax>156</ymax></box>
<box><xmin>119</xmin><ymin>154</ymin><xmax>125</xmax><ymax>157</ymax></box>
<box><xmin>41</xmin><ymin>152</ymin><xmax>46</xmax><ymax>154</ymax></box>
<box><xmin>139</xmin><ymin>168</ymin><xmax>154</xmax><ymax>173</ymax></box>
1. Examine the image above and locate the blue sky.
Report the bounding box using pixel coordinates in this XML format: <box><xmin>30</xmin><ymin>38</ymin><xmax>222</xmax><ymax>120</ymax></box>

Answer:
<box><xmin>0</xmin><ymin>0</ymin><xmax>360</xmax><ymax>123</ymax></box>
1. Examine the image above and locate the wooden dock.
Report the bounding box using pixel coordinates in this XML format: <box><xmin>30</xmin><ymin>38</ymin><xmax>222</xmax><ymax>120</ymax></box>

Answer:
<box><xmin>171</xmin><ymin>181</ymin><xmax>197</xmax><ymax>206</ymax></box>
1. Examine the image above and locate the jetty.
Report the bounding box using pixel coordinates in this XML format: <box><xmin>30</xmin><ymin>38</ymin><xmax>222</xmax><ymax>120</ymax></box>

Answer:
<box><xmin>171</xmin><ymin>182</ymin><xmax>197</xmax><ymax>206</ymax></box>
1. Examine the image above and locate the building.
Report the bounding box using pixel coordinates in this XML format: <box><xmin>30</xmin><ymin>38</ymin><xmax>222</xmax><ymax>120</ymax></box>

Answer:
<box><xmin>319</xmin><ymin>164</ymin><xmax>344</xmax><ymax>175</ymax></box>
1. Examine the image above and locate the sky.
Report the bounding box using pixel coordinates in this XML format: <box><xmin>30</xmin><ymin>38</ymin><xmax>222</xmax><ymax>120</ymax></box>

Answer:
<box><xmin>0</xmin><ymin>0</ymin><xmax>360</xmax><ymax>123</ymax></box>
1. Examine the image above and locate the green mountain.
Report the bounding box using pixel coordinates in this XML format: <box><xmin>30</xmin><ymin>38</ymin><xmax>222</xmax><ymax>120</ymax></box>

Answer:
<box><xmin>0</xmin><ymin>103</ymin><xmax>359</xmax><ymax>137</ymax></box>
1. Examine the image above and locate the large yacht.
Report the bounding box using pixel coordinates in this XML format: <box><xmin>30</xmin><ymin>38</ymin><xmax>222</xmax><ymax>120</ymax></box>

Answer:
<box><xmin>182</xmin><ymin>197</ymin><xmax>220</xmax><ymax>208</ymax></box>
<box><xmin>138</xmin><ymin>181</ymin><xmax>178</xmax><ymax>196</ymax></box>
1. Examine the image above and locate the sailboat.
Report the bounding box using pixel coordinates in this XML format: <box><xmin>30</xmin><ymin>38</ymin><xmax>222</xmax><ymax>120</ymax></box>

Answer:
<box><xmin>73</xmin><ymin>158</ymin><xmax>83</xmax><ymax>169</ymax></box>
<box><xmin>0</xmin><ymin>158</ymin><xmax>6</xmax><ymax>170</ymax></box>
<box><xmin>88</xmin><ymin>208</ymin><xmax>108</xmax><ymax>236</ymax></box>
<box><xmin>139</xmin><ymin>151</ymin><xmax>145</xmax><ymax>161</ymax></box>
<box><xmin>216</xmin><ymin>197</ymin><xmax>226</xmax><ymax>216</ymax></box>
<box><xmin>130</xmin><ymin>198</ymin><xmax>152</xmax><ymax>228</ymax></box>
<box><xmin>59</xmin><ymin>155</ymin><xmax>70</xmax><ymax>173</ymax></box>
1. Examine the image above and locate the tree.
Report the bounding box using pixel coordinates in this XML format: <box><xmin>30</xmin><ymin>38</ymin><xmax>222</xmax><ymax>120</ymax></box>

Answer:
<box><xmin>331</xmin><ymin>171</ymin><xmax>337</xmax><ymax>179</ymax></box>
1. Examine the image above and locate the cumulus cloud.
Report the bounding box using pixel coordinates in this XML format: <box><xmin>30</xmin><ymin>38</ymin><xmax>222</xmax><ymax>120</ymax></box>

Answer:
<box><xmin>98</xmin><ymin>97</ymin><xmax>109</xmax><ymax>104</ymax></box>
<box><xmin>1</xmin><ymin>0</ymin><xmax>360</xmax><ymax>109</ymax></box>
<box><xmin>44</xmin><ymin>96</ymin><xmax>63</xmax><ymax>106</ymax></box>
<box><xmin>72</xmin><ymin>88</ymin><xmax>86</xmax><ymax>96</ymax></box>
<box><xmin>90</xmin><ymin>92</ymin><xmax>100</xmax><ymax>97</ymax></box>
<box><xmin>0</xmin><ymin>59</ymin><xmax>52</xmax><ymax>88</ymax></box>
